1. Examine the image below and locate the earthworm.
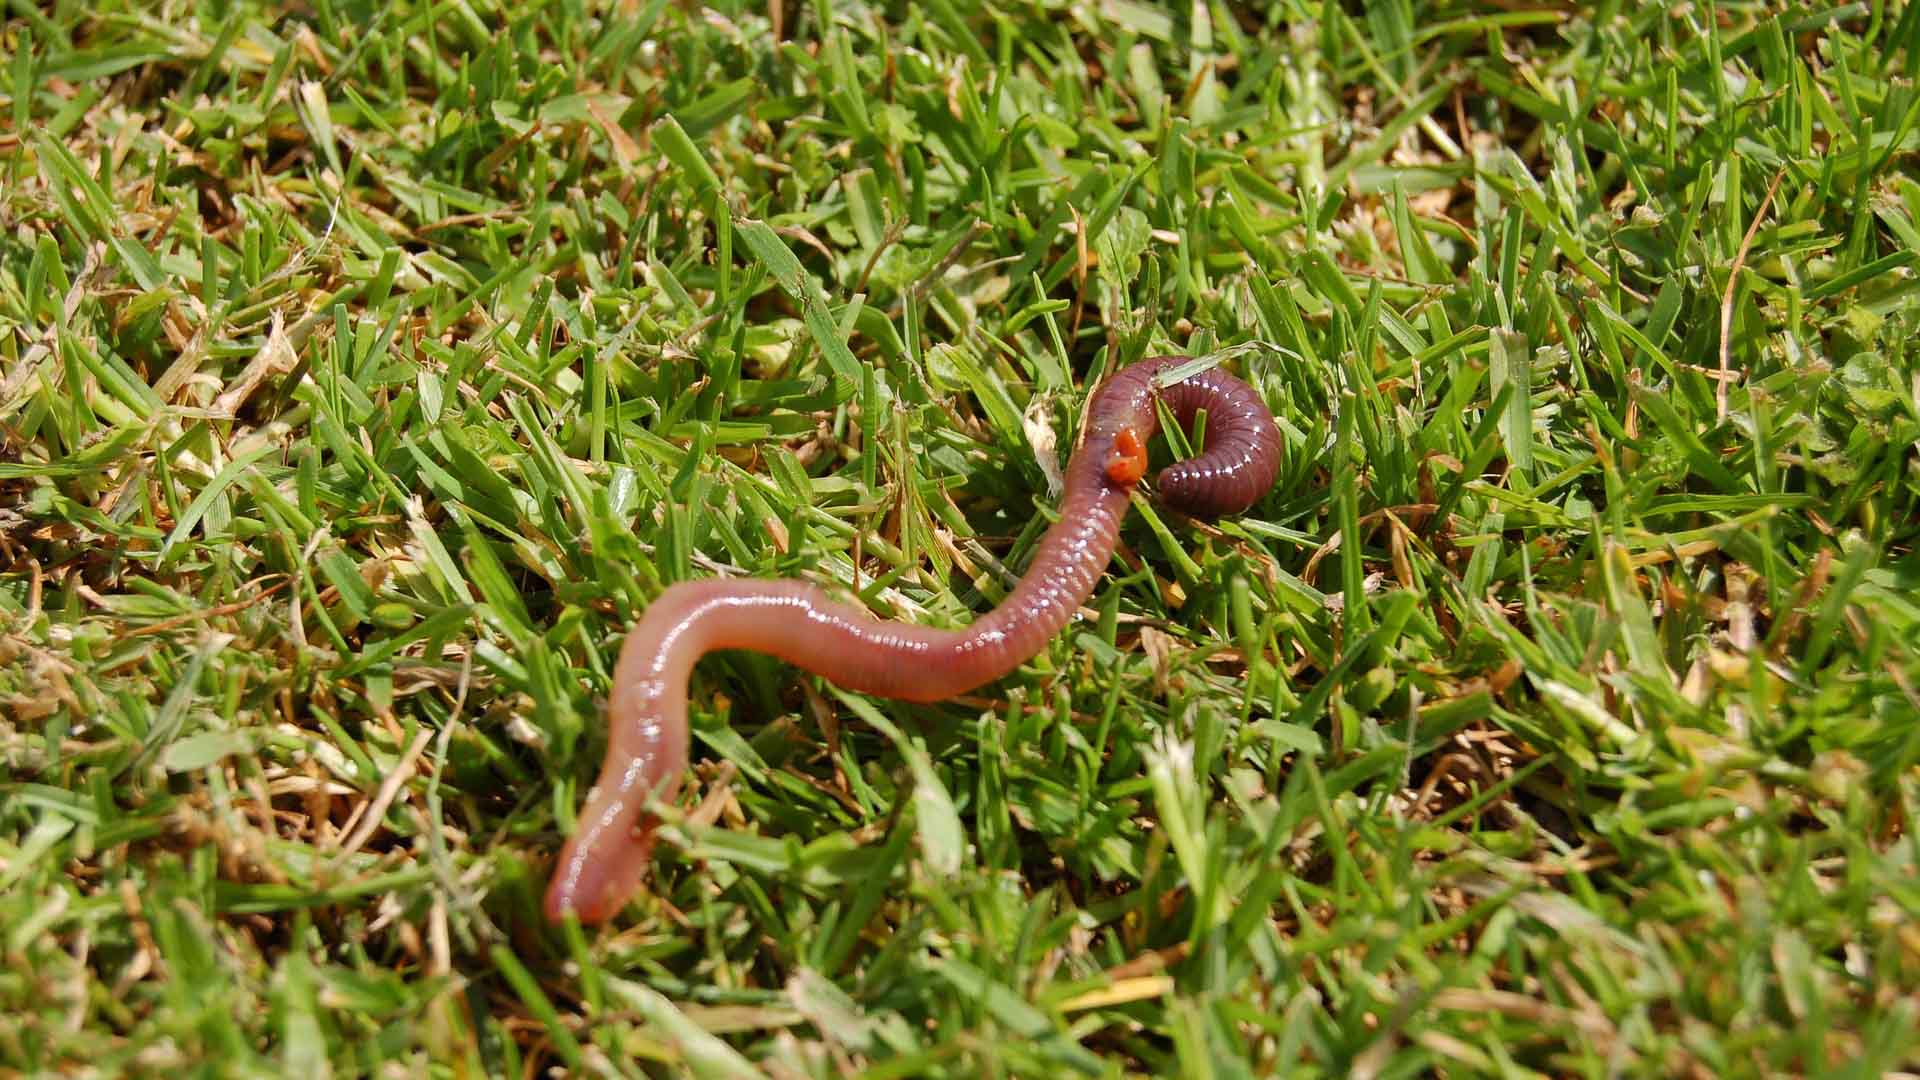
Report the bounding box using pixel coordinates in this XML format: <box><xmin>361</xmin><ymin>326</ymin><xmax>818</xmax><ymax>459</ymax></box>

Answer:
<box><xmin>545</xmin><ymin>356</ymin><xmax>1282</xmax><ymax>923</ymax></box>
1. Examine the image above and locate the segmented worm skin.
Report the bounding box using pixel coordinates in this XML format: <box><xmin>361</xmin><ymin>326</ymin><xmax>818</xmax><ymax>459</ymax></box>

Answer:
<box><xmin>544</xmin><ymin>357</ymin><xmax>1282</xmax><ymax>924</ymax></box>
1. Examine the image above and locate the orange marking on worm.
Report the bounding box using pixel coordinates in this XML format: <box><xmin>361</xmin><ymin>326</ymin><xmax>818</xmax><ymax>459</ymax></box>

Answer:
<box><xmin>1105</xmin><ymin>426</ymin><xmax>1148</xmax><ymax>485</ymax></box>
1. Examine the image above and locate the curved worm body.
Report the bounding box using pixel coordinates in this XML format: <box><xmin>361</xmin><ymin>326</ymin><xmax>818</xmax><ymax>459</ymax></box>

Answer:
<box><xmin>545</xmin><ymin>357</ymin><xmax>1282</xmax><ymax>923</ymax></box>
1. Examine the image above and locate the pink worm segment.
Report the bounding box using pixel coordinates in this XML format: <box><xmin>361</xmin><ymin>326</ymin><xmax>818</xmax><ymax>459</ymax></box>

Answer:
<box><xmin>545</xmin><ymin>357</ymin><xmax>1282</xmax><ymax>923</ymax></box>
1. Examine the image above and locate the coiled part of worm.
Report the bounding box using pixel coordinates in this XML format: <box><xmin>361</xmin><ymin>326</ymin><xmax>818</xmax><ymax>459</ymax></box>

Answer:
<box><xmin>544</xmin><ymin>356</ymin><xmax>1282</xmax><ymax>924</ymax></box>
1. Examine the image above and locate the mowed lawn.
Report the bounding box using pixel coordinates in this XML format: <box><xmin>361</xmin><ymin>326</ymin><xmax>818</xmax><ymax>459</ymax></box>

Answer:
<box><xmin>3</xmin><ymin>1</ymin><xmax>1919</xmax><ymax>1075</ymax></box>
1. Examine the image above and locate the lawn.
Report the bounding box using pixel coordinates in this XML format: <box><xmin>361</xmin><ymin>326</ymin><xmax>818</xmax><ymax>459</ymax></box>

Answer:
<box><xmin>3</xmin><ymin>0</ymin><xmax>1919</xmax><ymax>1075</ymax></box>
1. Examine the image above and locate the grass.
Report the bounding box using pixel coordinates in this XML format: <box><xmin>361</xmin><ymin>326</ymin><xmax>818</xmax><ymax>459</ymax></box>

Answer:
<box><xmin>2</xmin><ymin>0</ymin><xmax>1919</xmax><ymax>1075</ymax></box>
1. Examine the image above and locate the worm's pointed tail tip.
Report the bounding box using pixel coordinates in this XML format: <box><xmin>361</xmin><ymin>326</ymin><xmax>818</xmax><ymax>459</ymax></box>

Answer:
<box><xmin>543</xmin><ymin>878</ymin><xmax>618</xmax><ymax>926</ymax></box>
<box><xmin>541</xmin><ymin>831</ymin><xmax>659</xmax><ymax>925</ymax></box>
<box><xmin>542</xmin><ymin>837</ymin><xmax>609</xmax><ymax>925</ymax></box>
<box><xmin>543</xmin><ymin>876</ymin><xmax>584</xmax><ymax>924</ymax></box>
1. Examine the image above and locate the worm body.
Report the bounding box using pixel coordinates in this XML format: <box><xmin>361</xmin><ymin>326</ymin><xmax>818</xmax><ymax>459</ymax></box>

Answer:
<box><xmin>545</xmin><ymin>357</ymin><xmax>1282</xmax><ymax>923</ymax></box>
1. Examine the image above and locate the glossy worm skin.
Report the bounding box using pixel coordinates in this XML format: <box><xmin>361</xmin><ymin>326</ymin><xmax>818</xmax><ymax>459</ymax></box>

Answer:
<box><xmin>545</xmin><ymin>356</ymin><xmax>1282</xmax><ymax>923</ymax></box>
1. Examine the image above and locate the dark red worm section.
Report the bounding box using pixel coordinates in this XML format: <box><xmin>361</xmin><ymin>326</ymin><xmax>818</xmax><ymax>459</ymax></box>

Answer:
<box><xmin>545</xmin><ymin>356</ymin><xmax>1282</xmax><ymax>923</ymax></box>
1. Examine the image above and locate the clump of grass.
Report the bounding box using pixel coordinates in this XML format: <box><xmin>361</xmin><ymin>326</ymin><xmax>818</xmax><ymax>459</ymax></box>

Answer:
<box><xmin>2</xmin><ymin>1</ymin><xmax>1917</xmax><ymax>1075</ymax></box>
